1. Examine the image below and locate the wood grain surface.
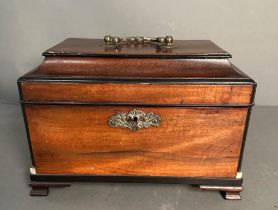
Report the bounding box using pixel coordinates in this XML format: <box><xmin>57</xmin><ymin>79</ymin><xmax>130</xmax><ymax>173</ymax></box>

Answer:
<box><xmin>27</xmin><ymin>57</ymin><xmax>246</xmax><ymax>79</ymax></box>
<box><xmin>21</xmin><ymin>82</ymin><xmax>253</xmax><ymax>105</ymax></box>
<box><xmin>25</xmin><ymin>105</ymin><xmax>247</xmax><ymax>178</ymax></box>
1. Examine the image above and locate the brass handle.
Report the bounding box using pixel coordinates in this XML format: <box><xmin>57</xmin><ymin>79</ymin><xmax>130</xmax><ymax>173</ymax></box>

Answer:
<box><xmin>107</xmin><ymin>109</ymin><xmax>161</xmax><ymax>131</ymax></box>
<box><xmin>104</xmin><ymin>35</ymin><xmax>174</xmax><ymax>46</ymax></box>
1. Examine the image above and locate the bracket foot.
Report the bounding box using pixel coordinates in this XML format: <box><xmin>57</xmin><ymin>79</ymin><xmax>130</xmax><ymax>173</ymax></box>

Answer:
<box><xmin>29</xmin><ymin>181</ymin><xmax>71</xmax><ymax>196</ymax></box>
<box><xmin>200</xmin><ymin>185</ymin><xmax>243</xmax><ymax>200</ymax></box>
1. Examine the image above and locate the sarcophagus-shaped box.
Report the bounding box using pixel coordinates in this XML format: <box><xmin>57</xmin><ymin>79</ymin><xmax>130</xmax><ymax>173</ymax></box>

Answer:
<box><xmin>18</xmin><ymin>37</ymin><xmax>256</xmax><ymax>199</ymax></box>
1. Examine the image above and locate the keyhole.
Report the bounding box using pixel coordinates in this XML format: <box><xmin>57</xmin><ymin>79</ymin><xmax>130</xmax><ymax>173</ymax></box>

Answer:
<box><xmin>133</xmin><ymin>117</ymin><xmax>138</xmax><ymax>122</ymax></box>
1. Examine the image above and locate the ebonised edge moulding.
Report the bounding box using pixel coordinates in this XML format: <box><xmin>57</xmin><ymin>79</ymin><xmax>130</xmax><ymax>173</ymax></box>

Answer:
<box><xmin>18</xmin><ymin>37</ymin><xmax>256</xmax><ymax>200</ymax></box>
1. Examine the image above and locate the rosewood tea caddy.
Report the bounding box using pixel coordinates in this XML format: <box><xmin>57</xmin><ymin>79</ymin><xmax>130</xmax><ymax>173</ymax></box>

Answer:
<box><xmin>18</xmin><ymin>36</ymin><xmax>256</xmax><ymax>199</ymax></box>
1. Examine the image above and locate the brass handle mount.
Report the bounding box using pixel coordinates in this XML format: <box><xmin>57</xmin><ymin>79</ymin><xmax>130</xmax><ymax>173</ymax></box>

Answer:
<box><xmin>107</xmin><ymin>109</ymin><xmax>161</xmax><ymax>131</ymax></box>
<box><xmin>104</xmin><ymin>35</ymin><xmax>174</xmax><ymax>46</ymax></box>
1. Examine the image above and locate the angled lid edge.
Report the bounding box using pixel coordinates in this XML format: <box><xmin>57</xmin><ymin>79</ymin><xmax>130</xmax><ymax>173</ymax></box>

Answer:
<box><xmin>42</xmin><ymin>38</ymin><xmax>232</xmax><ymax>59</ymax></box>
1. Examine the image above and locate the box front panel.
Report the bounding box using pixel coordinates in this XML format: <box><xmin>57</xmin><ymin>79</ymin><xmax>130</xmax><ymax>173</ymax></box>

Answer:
<box><xmin>25</xmin><ymin>105</ymin><xmax>247</xmax><ymax>178</ymax></box>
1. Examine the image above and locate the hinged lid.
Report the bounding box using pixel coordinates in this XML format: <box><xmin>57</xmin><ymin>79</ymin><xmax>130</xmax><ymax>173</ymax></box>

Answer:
<box><xmin>18</xmin><ymin>38</ymin><xmax>256</xmax><ymax>106</ymax></box>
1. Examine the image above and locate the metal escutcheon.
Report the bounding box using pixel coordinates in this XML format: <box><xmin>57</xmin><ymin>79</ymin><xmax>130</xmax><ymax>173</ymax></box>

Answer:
<box><xmin>107</xmin><ymin>109</ymin><xmax>161</xmax><ymax>131</ymax></box>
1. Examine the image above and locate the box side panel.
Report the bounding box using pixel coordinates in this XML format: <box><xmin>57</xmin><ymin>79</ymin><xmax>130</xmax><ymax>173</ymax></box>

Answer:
<box><xmin>25</xmin><ymin>105</ymin><xmax>248</xmax><ymax>178</ymax></box>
